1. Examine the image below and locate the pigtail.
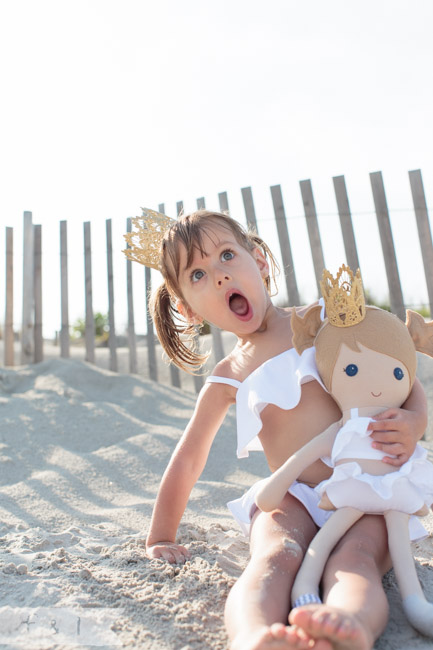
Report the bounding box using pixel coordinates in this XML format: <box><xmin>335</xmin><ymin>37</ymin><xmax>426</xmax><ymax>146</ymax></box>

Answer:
<box><xmin>150</xmin><ymin>282</ymin><xmax>210</xmax><ymax>374</ymax></box>
<box><xmin>291</xmin><ymin>305</ymin><xmax>323</xmax><ymax>355</ymax></box>
<box><xmin>406</xmin><ymin>310</ymin><xmax>433</xmax><ymax>358</ymax></box>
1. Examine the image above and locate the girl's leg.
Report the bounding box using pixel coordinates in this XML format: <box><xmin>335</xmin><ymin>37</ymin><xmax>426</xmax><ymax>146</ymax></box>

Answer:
<box><xmin>290</xmin><ymin>514</ymin><xmax>390</xmax><ymax>650</ymax></box>
<box><xmin>225</xmin><ymin>493</ymin><xmax>332</xmax><ymax>650</ymax></box>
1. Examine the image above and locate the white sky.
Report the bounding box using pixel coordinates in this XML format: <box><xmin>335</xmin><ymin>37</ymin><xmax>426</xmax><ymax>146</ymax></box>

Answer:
<box><xmin>1</xmin><ymin>0</ymin><xmax>433</xmax><ymax>338</ymax></box>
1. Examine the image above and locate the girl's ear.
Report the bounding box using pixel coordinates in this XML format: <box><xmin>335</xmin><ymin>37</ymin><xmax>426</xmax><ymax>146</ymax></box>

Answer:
<box><xmin>406</xmin><ymin>309</ymin><xmax>433</xmax><ymax>357</ymax></box>
<box><xmin>176</xmin><ymin>300</ymin><xmax>203</xmax><ymax>326</ymax></box>
<box><xmin>291</xmin><ymin>305</ymin><xmax>323</xmax><ymax>354</ymax></box>
<box><xmin>252</xmin><ymin>247</ymin><xmax>269</xmax><ymax>279</ymax></box>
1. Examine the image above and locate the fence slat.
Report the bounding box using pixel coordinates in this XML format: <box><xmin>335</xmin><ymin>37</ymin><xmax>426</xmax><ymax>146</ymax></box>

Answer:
<box><xmin>59</xmin><ymin>221</ymin><xmax>70</xmax><ymax>358</ymax></box>
<box><xmin>106</xmin><ymin>219</ymin><xmax>117</xmax><ymax>372</ymax></box>
<box><xmin>126</xmin><ymin>218</ymin><xmax>138</xmax><ymax>374</ymax></box>
<box><xmin>409</xmin><ymin>169</ymin><xmax>433</xmax><ymax>316</ymax></box>
<box><xmin>4</xmin><ymin>227</ymin><xmax>14</xmax><ymax>366</ymax></box>
<box><xmin>83</xmin><ymin>222</ymin><xmax>95</xmax><ymax>363</ymax></box>
<box><xmin>218</xmin><ymin>192</ymin><xmax>229</xmax><ymax>214</ymax></box>
<box><xmin>34</xmin><ymin>224</ymin><xmax>43</xmax><ymax>363</ymax></box>
<box><xmin>299</xmin><ymin>180</ymin><xmax>326</xmax><ymax>296</ymax></box>
<box><xmin>197</xmin><ymin>197</ymin><xmax>205</xmax><ymax>210</ymax></box>
<box><xmin>332</xmin><ymin>175</ymin><xmax>360</xmax><ymax>272</ymax></box>
<box><xmin>241</xmin><ymin>187</ymin><xmax>258</xmax><ymax>231</ymax></box>
<box><xmin>270</xmin><ymin>185</ymin><xmax>300</xmax><ymax>306</ymax></box>
<box><xmin>145</xmin><ymin>266</ymin><xmax>158</xmax><ymax>381</ymax></box>
<box><xmin>21</xmin><ymin>211</ymin><xmax>34</xmax><ymax>364</ymax></box>
<box><xmin>369</xmin><ymin>172</ymin><xmax>405</xmax><ymax>320</ymax></box>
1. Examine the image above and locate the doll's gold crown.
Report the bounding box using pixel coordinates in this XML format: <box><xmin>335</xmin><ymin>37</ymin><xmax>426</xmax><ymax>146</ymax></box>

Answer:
<box><xmin>123</xmin><ymin>208</ymin><xmax>176</xmax><ymax>270</ymax></box>
<box><xmin>320</xmin><ymin>265</ymin><xmax>366</xmax><ymax>327</ymax></box>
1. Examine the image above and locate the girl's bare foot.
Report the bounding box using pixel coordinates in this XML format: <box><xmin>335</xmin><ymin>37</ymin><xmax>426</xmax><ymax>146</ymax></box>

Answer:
<box><xmin>289</xmin><ymin>605</ymin><xmax>372</xmax><ymax>650</ymax></box>
<box><xmin>230</xmin><ymin>623</ymin><xmax>333</xmax><ymax>650</ymax></box>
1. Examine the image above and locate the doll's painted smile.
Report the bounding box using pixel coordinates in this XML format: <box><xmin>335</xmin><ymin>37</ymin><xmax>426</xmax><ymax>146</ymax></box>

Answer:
<box><xmin>371</xmin><ymin>391</ymin><xmax>382</xmax><ymax>397</ymax></box>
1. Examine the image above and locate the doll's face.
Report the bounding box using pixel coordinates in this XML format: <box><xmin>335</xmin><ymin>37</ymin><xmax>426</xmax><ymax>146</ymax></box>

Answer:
<box><xmin>330</xmin><ymin>343</ymin><xmax>411</xmax><ymax>411</ymax></box>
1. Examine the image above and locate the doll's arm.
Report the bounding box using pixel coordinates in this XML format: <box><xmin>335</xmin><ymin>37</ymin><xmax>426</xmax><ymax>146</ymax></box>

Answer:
<box><xmin>368</xmin><ymin>377</ymin><xmax>427</xmax><ymax>466</ymax></box>
<box><xmin>255</xmin><ymin>421</ymin><xmax>340</xmax><ymax>512</ymax></box>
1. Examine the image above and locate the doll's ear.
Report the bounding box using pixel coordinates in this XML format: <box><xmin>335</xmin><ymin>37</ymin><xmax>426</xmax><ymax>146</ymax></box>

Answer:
<box><xmin>291</xmin><ymin>305</ymin><xmax>323</xmax><ymax>354</ymax></box>
<box><xmin>176</xmin><ymin>300</ymin><xmax>203</xmax><ymax>326</ymax></box>
<box><xmin>406</xmin><ymin>309</ymin><xmax>433</xmax><ymax>357</ymax></box>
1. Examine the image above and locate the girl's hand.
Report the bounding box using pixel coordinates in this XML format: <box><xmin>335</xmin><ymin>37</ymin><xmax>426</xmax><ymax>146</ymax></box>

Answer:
<box><xmin>146</xmin><ymin>541</ymin><xmax>190</xmax><ymax>564</ymax></box>
<box><xmin>368</xmin><ymin>407</ymin><xmax>425</xmax><ymax>466</ymax></box>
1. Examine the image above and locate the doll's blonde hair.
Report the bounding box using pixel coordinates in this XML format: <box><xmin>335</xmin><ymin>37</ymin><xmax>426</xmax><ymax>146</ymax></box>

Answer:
<box><xmin>291</xmin><ymin>306</ymin><xmax>426</xmax><ymax>393</ymax></box>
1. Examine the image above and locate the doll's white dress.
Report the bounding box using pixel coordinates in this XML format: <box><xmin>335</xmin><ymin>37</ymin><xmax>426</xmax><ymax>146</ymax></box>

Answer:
<box><xmin>206</xmin><ymin>352</ymin><xmax>430</xmax><ymax>542</ymax></box>
<box><xmin>316</xmin><ymin>408</ymin><xmax>433</xmax><ymax>514</ymax></box>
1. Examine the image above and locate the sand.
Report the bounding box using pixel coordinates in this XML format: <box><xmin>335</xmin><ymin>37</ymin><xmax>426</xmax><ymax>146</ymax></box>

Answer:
<box><xmin>0</xmin><ymin>354</ymin><xmax>432</xmax><ymax>649</ymax></box>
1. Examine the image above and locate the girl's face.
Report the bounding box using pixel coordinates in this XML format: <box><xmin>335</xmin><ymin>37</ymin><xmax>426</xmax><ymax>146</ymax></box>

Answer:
<box><xmin>175</xmin><ymin>224</ymin><xmax>271</xmax><ymax>335</ymax></box>
<box><xmin>330</xmin><ymin>342</ymin><xmax>411</xmax><ymax>411</ymax></box>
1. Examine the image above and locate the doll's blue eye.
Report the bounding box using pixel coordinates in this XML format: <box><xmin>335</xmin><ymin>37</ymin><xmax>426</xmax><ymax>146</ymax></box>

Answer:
<box><xmin>394</xmin><ymin>367</ymin><xmax>404</xmax><ymax>380</ymax></box>
<box><xmin>344</xmin><ymin>364</ymin><xmax>358</xmax><ymax>377</ymax></box>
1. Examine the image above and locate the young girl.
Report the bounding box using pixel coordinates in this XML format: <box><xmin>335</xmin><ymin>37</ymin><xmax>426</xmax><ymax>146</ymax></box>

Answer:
<box><xmin>124</xmin><ymin>209</ymin><xmax>428</xmax><ymax>650</ymax></box>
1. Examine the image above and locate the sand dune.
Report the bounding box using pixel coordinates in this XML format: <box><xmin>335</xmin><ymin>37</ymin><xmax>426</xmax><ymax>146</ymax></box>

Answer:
<box><xmin>0</xmin><ymin>357</ymin><xmax>432</xmax><ymax>649</ymax></box>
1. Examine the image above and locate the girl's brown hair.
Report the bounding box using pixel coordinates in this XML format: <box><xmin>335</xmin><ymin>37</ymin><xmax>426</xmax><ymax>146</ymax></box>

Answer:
<box><xmin>150</xmin><ymin>210</ymin><xmax>280</xmax><ymax>373</ymax></box>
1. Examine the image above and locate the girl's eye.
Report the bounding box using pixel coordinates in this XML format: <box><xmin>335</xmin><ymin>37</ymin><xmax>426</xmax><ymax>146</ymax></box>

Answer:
<box><xmin>344</xmin><ymin>364</ymin><xmax>358</xmax><ymax>377</ymax></box>
<box><xmin>221</xmin><ymin>249</ymin><xmax>234</xmax><ymax>262</ymax></box>
<box><xmin>394</xmin><ymin>367</ymin><xmax>404</xmax><ymax>381</ymax></box>
<box><xmin>191</xmin><ymin>269</ymin><xmax>205</xmax><ymax>283</ymax></box>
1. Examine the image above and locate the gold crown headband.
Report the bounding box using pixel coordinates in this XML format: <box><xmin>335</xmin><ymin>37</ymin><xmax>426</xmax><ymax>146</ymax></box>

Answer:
<box><xmin>123</xmin><ymin>208</ymin><xmax>176</xmax><ymax>270</ymax></box>
<box><xmin>320</xmin><ymin>264</ymin><xmax>366</xmax><ymax>327</ymax></box>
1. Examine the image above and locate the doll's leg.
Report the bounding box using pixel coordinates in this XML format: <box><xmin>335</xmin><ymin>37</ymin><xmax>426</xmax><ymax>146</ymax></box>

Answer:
<box><xmin>291</xmin><ymin>507</ymin><xmax>363</xmax><ymax>608</ymax></box>
<box><xmin>384</xmin><ymin>510</ymin><xmax>433</xmax><ymax>637</ymax></box>
<box><xmin>226</xmin><ymin>492</ymin><xmax>332</xmax><ymax>650</ymax></box>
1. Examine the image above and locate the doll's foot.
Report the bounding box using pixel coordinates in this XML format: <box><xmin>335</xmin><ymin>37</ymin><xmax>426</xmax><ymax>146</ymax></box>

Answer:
<box><xmin>230</xmin><ymin>623</ymin><xmax>333</xmax><ymax>650</ymax></box>
<box><xmin>289</xmin><ymin>605</ymin><xmax>372</xmax><ymax>650</ymax></box>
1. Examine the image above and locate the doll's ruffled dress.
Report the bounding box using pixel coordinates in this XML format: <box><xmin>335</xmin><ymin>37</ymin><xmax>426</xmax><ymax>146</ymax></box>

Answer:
<box><xmin>317</xmin><ymin>410</ymin><xmax>433</xmax><ymax>516</ymax></box>
<box><xmin>206</xmin><ymin>348</ymin><xmax>431</xmax><ymax>542</ymax></box>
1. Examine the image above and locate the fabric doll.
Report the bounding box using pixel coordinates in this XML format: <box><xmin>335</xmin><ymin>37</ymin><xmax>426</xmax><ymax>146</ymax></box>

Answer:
<box><xmin>255</xmin><ymin>265</ymin><xmax>433</xmax><ymax>637</ymax></box>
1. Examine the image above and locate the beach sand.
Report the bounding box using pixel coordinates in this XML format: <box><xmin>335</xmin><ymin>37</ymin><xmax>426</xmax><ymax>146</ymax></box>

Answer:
<box><xmin>0</xmin><ymin>354</ymin><xmax>432</xmax><ymax>649</ymax></box>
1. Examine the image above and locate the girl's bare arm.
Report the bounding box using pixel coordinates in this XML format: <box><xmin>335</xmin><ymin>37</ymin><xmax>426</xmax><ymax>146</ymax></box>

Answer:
<box><xmin>369</xmin><ymin>377</ymin><xmax>428</xmax><ymax>465</ymax></box>
<box><xmin>146</xmin><ymin>381</ymin><xmax>233</xmax><ymax>562</ymax></box>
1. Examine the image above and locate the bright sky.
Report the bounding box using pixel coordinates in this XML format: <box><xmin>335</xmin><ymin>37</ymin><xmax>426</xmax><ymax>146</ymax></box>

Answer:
<box><xmin>1</xmin><ymin>0</ymin><xmax>432</xmax><ymax>338</ymax></box>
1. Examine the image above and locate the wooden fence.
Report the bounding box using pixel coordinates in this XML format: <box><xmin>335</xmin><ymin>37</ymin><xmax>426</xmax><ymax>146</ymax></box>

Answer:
<box><xmin>2</xmin><ymin>169</ymin><xmax>433</xmax><ymax>393</ymax></box>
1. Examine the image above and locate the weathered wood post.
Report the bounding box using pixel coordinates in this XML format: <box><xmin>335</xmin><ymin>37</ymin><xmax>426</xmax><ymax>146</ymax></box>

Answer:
<box><xmin>59</xmin><ymin>221</ymin><xmax>70</xmax><ymax>358</ymax></box>
<box><xmin>106</xmin><ymin>219</ymin><xmax>118</xmax><ymax>372</ymax></box>
<box><xmin>83</xmin><ymin>222</ymin><xmax>95</xmax><ymax>363</ymax></box>
<box><xmin>125</xmin><ymin>218</ymin><xmax>138</xmax><ymax>374</ymax></box>
<box><xmin>21</xmin><ymin>211</ymin><xmax>34</xmax><ymax>364</ymax></box>
<box><xmin>332</xmin><ymin>175</ymin><xmax>360</xmax><ymax>272</ymax></box>
<box><xmin>369</xmin><ymin>172</ymin><xmax>405</xmax><ymax>320</ymax></box>
<box><xmin>4</xmin><ymin>227</ymin><xmax>14</xmax><ymax>366</ymax></box>
<box><xmin>299</xmin><ymin>180</ymin><xmax>326</xmax><ymax>297</ymax></box>
<box><xmin>33</xmin><ymin>224</ymin><xmax>43</xmax><ymax>363</ymax></box>
<box><xmin>270</xmin><ymin>184</ymin><xmax>300</xmax><ymax>306</ymax></box>
<box><xmin>409</xmin><ymin>169</ymin><xmax>433</xmax><ymax>316</ymax></box>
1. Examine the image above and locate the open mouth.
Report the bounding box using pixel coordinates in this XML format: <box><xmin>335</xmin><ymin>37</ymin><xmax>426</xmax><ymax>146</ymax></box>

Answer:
<box><xmin>371</xmin><ymin>391</ymin><xmax>382</xmax><ymax>398</ymax></box>
<box><xmin>227</xmin><ymin>291</ymin><xmax>253</xmax><ymax>321</ymax></box>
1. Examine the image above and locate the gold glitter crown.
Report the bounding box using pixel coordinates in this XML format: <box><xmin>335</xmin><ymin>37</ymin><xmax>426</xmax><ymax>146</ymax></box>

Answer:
<box><xmin>320</xmin><ymin>264</ymin><xmax>366</xmax><ymax>327</ymax></box>
<box><xmin>123</xmin><ymin>208</ymin><xmax>176</xmax><ymax>270</ymax></box>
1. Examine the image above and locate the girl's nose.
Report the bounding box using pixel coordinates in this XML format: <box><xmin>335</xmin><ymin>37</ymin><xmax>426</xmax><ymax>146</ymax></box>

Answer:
<box><xmin>217</xmin><ymin>274</ymin><xmax>230</xmax><ymax>287</ymax></box>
